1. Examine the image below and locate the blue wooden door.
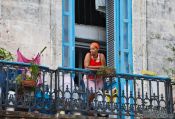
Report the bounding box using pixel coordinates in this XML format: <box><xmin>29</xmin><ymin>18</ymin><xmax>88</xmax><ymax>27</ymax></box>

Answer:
<box><xmin>119</xmin><ymin>0</ymin><xmax>133</xmax><ymax>73</ymax></box>
<box><xmin>62</xmin><ymin>0</ymin><xmax>75</xmax><ymax>68</ymax></box>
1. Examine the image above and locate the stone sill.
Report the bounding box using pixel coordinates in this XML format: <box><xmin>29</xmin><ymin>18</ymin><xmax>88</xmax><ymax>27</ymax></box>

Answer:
<box><xmin>0</xmin><ymin>110</ymin><xmax>109</xmax><ymax>119</ymax></box>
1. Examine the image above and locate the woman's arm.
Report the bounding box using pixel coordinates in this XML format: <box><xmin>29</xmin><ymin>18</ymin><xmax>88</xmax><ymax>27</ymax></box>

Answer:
<box><xmin>84</xmin><ymin>53</ymin><xmax>106</xmax><ymax>70</ymax></box>
<box><xmin>84</xmin><ymin>53</ymin><xmax>91</xmax><ymax>69</ymax></box>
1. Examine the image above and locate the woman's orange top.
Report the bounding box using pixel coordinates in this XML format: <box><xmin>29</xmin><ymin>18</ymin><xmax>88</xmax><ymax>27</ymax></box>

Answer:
<box><xmin>88</xmin><ymin>53</ymin><xmax>102</xmax><ymax>80</ymax></box>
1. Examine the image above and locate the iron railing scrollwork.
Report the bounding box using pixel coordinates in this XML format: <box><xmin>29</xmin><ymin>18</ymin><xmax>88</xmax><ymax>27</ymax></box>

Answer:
<box><xmin>0</xmin><ymin>60</ymin><xmax>174</xmax><ymax>118</ymax></box>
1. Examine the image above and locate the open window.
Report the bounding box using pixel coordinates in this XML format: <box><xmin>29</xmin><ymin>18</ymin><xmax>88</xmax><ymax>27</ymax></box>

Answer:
<box><xmin>62</xmin><ymin>0</ymin><xmax>133</xmax><ymax>95</ymax></box>
<box><xmin>62</xmin><ymin>0</ymin><xmax>133</xmax><ymax>73</ymax></box>
<box><xmin>75</xmin><ymin>39</ymin><xmax>106</xmax><ymax>69</ymax></box>
<box><xmin>75</xmin><ymin>0</ymin><xmax>106</xmax><ymax>69</ymax></box>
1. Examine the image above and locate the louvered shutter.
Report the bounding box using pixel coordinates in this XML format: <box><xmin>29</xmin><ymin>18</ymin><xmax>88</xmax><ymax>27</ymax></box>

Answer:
<box><xmin>106</xmin><ymin>0</ymin><xmax>115</xmax><ymax>67</ymax></box>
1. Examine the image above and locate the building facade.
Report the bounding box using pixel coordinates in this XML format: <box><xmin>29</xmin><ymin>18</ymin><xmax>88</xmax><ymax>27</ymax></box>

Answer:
<box><xmin>0</xmin><ymin>0</ymin><xmax>174</xmax><ymax>76</ymax></box>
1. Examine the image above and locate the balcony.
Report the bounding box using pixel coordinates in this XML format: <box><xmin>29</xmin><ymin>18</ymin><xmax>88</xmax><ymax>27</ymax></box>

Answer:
<box><xmin>0</xmin><ymin>60</ymin><xmax>174</xmax><ymax>118</ymax></box>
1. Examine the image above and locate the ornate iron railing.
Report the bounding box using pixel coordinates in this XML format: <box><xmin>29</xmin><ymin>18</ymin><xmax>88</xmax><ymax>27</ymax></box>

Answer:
<box><xmin>0</xmin><ymin>60</ymin><xmax>174</xmax><ymax>118</ymax></box>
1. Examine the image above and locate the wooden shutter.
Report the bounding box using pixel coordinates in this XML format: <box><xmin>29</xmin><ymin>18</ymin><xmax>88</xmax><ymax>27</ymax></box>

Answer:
<box><xmin>62</xmin><ymin>0</ymin><xmax>75</xmax><ymax>68</ymax></box>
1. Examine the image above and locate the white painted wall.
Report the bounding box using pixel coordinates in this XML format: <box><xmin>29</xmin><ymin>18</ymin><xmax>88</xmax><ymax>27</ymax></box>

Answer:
<box><xmin>132</xmin><ymin>0</ymin><xmax>175</xmax><ymax>76</ymax></box>
<box><xmin>132</xmin><ymin>0</ymin><xmax>175</xmax><ymax>99</ymax></box>
<box><xmin>0</xmin><ymin>0</ymin><xmax>62</xmax><ymax>69</ymax></box>
<box><xmin>132</xmin><ymin>0</ymin><xmax>147</xmax><ymax>74</ymax></box>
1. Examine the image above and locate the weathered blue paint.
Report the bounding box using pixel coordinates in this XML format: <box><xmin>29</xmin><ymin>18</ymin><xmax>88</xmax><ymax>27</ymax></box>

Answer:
<box><xmin>62</xmin><ymin>0</ymin><xmax>75</xmax><ymax>68</ymax></box>
<box><xmin>114</xmin><ymin>0</ymin><xmax>133</xmax><ymax>118</ymax></box>
<box><xmin>70</xmin><ymin>0</ymin><xmax>75</xmax><ymax>68</ymax></box>
<box><xmin>62</xmin><ymin>0</ymin><xmax>65</xmax><ymax>67</ymax></box>
<box><xmin>128</xmin><ymin>0</ymin><xmax>134</xmax><ymax>118</ymax></box>
<box><xmin>128</xmin><ymin>0</ymin><xmax>133</xmax><ymax>74</ymax></box>
<box><xmin>114</xmin><ymin>0</ymin><xmax>120</xmax><ymax>73</ymax></box>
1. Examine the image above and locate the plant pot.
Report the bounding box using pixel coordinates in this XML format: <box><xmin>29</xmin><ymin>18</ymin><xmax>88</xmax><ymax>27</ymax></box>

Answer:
<box><xmin>22</xmin><ymin>80</ymin><xmax>36</xmax><ymax>88</ymax></box>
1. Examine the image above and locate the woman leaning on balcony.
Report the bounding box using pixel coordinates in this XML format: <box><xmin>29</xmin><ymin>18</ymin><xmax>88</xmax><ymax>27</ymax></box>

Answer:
<box><xmin>83</xmin><ymin>42</ymin><xmax>106</xmax><ymax>103</ymax></box>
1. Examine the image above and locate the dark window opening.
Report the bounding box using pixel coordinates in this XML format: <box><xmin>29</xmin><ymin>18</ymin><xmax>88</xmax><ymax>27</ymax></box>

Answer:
<box><xmin>74</xmin><ymin>39</ymin><xmax>106</xmax><ymax>85</ymax></box>
<box><xmin>74</xmin><ymin>0</ymin><xmax>106</xmax><ymax>85</ymax></box>
<box><xmin>75</xmin><ymin>0</ymin><xmax>105</xmax><ymax>27</ymax></box>
<box><xmin>75</xmin><ymin>38</ymin><xmax>106</xmax><ymax>69</ymax></box>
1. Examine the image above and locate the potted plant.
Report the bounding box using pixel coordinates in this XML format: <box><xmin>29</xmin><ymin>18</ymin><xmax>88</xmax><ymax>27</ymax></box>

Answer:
<box><xmin>16</xmin><ymin>63</ymin><xmax>39</xmax><ymax>89</ymax></box>
<box><xmin>96</xmin><ymin>66</ymin><xmax>116</xmax><ymax>77</ymax></box>
<box><xmin>22</xmin><ymin>63</ymin><xmax>39</xmax><ymax>87</ymax></box>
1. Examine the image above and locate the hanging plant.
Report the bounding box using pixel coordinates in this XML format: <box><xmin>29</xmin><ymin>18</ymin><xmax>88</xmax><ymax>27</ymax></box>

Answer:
<box><xmin>0</xmin><ymin>48</ymin><xmax>13</xmax><ymax>61</ymax></box>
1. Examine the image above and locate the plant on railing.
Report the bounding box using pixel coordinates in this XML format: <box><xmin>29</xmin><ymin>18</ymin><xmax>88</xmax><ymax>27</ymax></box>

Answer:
<box><xmin>22</xmin><ymin>63</ymin><xmax>39</xmax><ymax>87</ymax></box>
<box><xmin>163</xmin><ymin>42</ymin><xmax>175</xmax><ymax>82</ymax></box>
<box><xmin>16</xmin><ymin>63</ymin><xmax>40</xmax><ymax>89</ymax></box>
<box><xmin>96</xmin><ymin>66</ymin><xmax>116</xmax><ymax>77</ymax></box>
<box><xmin>0</xmin><ymin>47</ymin><xmax>13</xmax><ymax>61</ymax></box>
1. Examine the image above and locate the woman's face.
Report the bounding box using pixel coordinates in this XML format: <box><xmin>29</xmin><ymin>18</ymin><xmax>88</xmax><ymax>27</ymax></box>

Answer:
<box><xmin>90</xmin><ymin>45</ymin><xmax>98</xmax><ymax>55</ymax></box>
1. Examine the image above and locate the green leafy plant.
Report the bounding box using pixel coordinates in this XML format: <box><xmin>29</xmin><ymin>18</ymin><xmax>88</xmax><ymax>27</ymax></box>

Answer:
<box><xmin>30</xmin><ymin>63</ymin><xmax>39</xmax><ymax>81</ymax></box>
<box><xmin>16</xmin><ymin>63</ymin><xmax>39</xmax><ymax>88</ymax></box>
<box><xmin>0</xmin><ymin>48</ymin><xmax>13</xmax><ymax>61</ymax></box>
<box><xmin>96</xmin><ymin>66</ymin><xmax>116</xmax><ymax>77</ymax></box>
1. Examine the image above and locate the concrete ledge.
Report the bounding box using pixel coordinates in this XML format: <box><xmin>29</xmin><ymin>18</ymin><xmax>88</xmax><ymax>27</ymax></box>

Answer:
<box><xmin>0</xmin><ymin>110</ymin><xmax>109</xmax><ymax>119</ymax></box>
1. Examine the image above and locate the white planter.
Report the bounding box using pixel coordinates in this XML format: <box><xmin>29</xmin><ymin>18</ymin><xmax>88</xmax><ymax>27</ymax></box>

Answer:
<box><xmin>6</xmin><ymin>91</ymin><xmax>15</xmax><ymax>111</ymax></box>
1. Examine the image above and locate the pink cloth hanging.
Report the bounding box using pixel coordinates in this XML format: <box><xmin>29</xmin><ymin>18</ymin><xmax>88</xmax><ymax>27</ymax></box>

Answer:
<box><xmin>17</xmin><ymin>49</ymin><xmax>40</xmax><ymax>64</ymax></box>
<box><xmin>17</xmin><ymin>49</ymin><xmax>42</xmax><ymax>86</ymax></box>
